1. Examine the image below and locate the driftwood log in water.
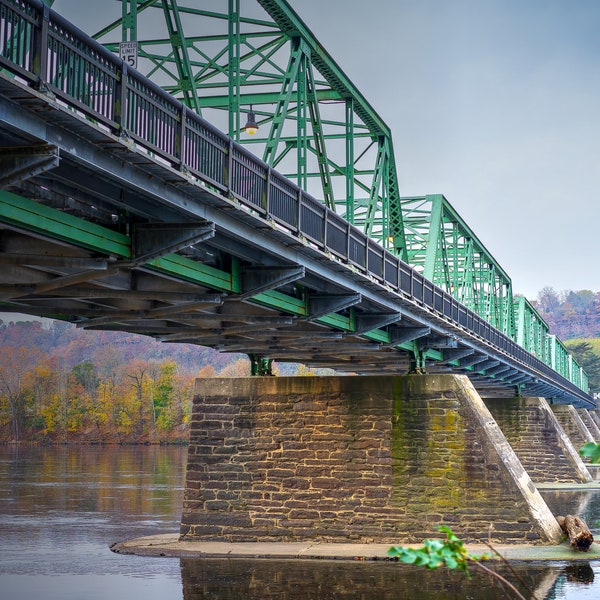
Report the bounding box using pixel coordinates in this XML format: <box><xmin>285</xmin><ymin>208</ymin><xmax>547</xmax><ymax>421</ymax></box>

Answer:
<box><xmin>557</xmin><ymin>515</ymin><xmax>594</xmax><ymax>551</ymax></box>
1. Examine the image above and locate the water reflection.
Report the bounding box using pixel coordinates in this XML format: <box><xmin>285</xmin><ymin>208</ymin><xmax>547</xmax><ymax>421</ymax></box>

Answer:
<box><xmin>565</xmin><ymin>562</ymin><xmax>595</xmax><ymax>584</ymax></box>
<box><xmin>179</xmin><ymin>558</ymin><xmax>600</xmax><ymax>600</ymax></box>
<box><xmin>541</xmin><ymin>491</ymin><xmax>600</xmax><ymax>535</ymax></box>
<box><xmin>1</xmin><ymin>444</ymin><xmax>186</xmax><ymax>519</ymax></box>
<box><xmin>0</xmin><ymin>445</ymin><xmax>186</xmax><ymax>590</ymax></box>
<box><xmin>2</xmin><ymin>446</ymin><xmax>600</xmax><ymax>600</ymax></box>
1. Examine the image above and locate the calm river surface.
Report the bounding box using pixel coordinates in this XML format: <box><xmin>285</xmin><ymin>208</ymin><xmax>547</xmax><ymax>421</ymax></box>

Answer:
<box><xmin>1</xmin><ymin>445</ymin><xmax>600</xmax><ymax>599</ymax></box>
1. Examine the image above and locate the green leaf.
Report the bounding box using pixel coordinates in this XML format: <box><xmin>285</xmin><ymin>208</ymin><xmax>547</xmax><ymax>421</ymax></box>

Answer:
<box><xmin>388</xmin><ymin>527</ymin><xmax>483</xmax><ymax>577</ymax></box>
<box><xmin>580</xmin><ymin>442</ymin><xmax>600</xmax><ymax>464</ymax></box>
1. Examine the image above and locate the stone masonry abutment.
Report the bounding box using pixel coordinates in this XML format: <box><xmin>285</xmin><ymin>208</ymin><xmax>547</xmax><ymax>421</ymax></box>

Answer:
<box><xmin>180</xmin><ymin>375</ymin><xmax>562</xmax><ymax>544</ymax></box>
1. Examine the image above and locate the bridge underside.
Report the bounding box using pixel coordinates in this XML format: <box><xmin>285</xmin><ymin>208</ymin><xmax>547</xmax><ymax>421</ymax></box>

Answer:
<box><xmin>0</xmin><ymin>68</ymin><xmax>593</xmax><ymax>406</ymax></box>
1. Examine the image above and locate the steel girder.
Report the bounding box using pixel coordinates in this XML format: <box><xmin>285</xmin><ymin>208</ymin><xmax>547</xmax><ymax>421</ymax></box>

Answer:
<box><xmin>401</xmin><ymin>194</ymin><xmax>515</xmax><ymax>338</ymax></box>
<box><xmin>91</xmin><ymin>0</ymin><xmax>407</xmax><ymax>258</ymax></box>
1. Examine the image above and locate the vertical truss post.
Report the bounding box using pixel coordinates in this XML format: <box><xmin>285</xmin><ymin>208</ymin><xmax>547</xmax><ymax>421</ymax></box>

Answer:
<box><xmin>423</xmin><ymin>194</ymin><xmax>443</xmax><ymax>282</ymax></box>
<box><xmin>296</xmin><ymin>45</ymin><xmax>308</xmax><ymax>191</ymax></box>
<box><xmin>121</xmin><ymin>0</ymin><xmax>137</xmax><ymax>42</ymax></box>
<box><xmin>249</xmin><ymin>354</ymin><xmax>274</xmax><ymax>376</ymax></box>
<box><xmin>262</xmin><ymin>37</ymin><xmax>302</xmax><ymax>167</ymax></box>
<box><xmin>306</xmin><ymin>58</ymin><xmax>334</xmax><ymax>209</ymax></box>
<box><xmin>387</xmin><ymin>146</ymin><xmax>406</xmax><ymax>260</ymax></box>
<box><xmin>409</xmin><ymin>343</ymin><xmax>427</xmax><ymax>374</ymax></box>
<box><xmin>345</xmin><ymin>98</ymin><xmax>355</xmax><ymax>223</ymax></box>
<box><xmin>228</xmin><ymin>0</ymin><xmax>241</xmax><ymax>140</ymax></box>
<box><xmin>363</xmin><ymin>137</ymin><xmax>389</xmax><ymax>240</ymax></box>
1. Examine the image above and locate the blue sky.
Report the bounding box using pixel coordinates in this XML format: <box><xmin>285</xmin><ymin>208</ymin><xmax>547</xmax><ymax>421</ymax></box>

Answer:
<box><xmin>52</xmin><ymin>0</ymin><xmax>600</xmax><ymax>300</ymax></box>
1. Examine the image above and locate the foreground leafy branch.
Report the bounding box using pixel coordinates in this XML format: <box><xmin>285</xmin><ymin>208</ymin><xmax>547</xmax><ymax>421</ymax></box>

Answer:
<box><xmin>388</xmin><ymin>526</ymin><xmax>536</xmax><ymax>600</ymax></box>
<box><xmin>580</xmin><ymin>442</ymin><xmax>600</xmax><ymax>463</ymax></box>
<box><xmin>388</xmin><ymin>526</ymin><xmax>475</xmax><ymax>573</ymax></box>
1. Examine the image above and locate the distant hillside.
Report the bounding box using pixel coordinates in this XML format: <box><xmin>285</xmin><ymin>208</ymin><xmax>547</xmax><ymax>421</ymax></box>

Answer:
<box><xmin>531</xmin><ymin>288</ymin><xmax>600</xmax><ymax>395</ymax></box>
<box><xmin>0</xmin><ymin>317</ymin><xmax>317</xmax><ymax>443</ymax></box>
<box><xmin>533</xmin><ymin>288</ymin><xmax>600</xmax><ymax>340</ymax></box>
<box><xmin>0</xmin><ymin>317</ymin><xmax>237</xmax><ymax>374</ymax></box>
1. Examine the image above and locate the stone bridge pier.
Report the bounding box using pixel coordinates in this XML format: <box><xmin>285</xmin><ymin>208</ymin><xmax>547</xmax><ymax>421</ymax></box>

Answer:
<box><xmin>484</xmin><ymin>397</ymin><xmax>592</xmax><ymax>484</ymax></box>
<box><xmin>180</xmin><ymin>375</ymin><xmax>564</xmax><ymax>544</ymax></box>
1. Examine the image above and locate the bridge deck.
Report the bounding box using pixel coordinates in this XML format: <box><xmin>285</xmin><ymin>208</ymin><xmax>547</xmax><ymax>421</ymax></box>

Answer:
<box><xmin>0</xmin><ymin>0</ymin><xmax>593</xmax><ymax>407</ymax></box>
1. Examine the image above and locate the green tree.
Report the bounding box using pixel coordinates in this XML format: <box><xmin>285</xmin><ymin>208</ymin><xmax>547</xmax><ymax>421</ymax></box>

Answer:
<box><xmin>154</xmin><ymin>360</ymin><xmax>178</xmax><ymax>431</ymax></box>
<box><xmin>389</xmin><ymin>527</ymin><xmax>533</xmax><ymax>600</ymax></box>
<box><xmin>564</xmin><ymin>340</ymin><xmax>600</xmax><ymax>393</ymax></box>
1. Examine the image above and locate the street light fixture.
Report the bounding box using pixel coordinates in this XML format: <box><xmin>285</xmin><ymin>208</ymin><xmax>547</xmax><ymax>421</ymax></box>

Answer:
<box><xmin>242</xmin><ymin>105</ymin><xmax>259</xmax><ymax>135</ymax></box>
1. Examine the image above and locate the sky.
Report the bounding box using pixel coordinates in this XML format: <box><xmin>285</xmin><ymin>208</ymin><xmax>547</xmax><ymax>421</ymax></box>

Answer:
<box><xmin>49</xmin><ymin>0</ymin><xmax>600</xmax><ymax>300</ymax></box>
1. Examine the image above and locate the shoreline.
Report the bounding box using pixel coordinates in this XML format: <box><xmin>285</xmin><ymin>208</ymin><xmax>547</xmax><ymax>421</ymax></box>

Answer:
<box><xmin>111</xmin><ymin>533</ymin><xmax>600</xmax><ymax>562</ymax></box>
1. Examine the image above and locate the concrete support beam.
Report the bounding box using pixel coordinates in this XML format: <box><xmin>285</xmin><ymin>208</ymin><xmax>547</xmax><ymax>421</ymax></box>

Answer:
<box><xmin>181</xmin><ymin>375</ymin><xmax>562</xmax><ymax>544</ymax></box>
<box><xmin>578</xmin><ymin>409</ymin><xmax>600</xmax><ymax>441</ymax></box>
<box><xmin>551</xmin><ymin>405</ymin><xmax>595</xmax><ymax>450</ymax></box>
<box><xmin>485</xmin><ymin>397</ymin><xmax>592</xmax><ymax>484</ymax></box>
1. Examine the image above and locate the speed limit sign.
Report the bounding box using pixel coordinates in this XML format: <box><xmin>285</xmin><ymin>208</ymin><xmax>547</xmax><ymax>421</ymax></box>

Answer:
<box><xmin>119</xmin><ymin>41</ymin><xmax>138</xmax><ymax>69</ymax></box>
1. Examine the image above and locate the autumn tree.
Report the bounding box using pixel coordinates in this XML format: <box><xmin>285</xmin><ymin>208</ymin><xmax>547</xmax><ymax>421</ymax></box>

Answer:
<box><xmin>125</xmin><ymin>359</ymin><xmax>159</xmax><ymax>436</ymax></box>
<box><xmin>0</xmin><ymin>345</ymin><xmax>42</xmax><ymax>441</ymax></box>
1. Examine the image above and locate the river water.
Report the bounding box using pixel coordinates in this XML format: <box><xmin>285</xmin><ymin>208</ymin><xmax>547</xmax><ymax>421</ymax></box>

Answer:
<box><xmin>1</xmin><ymin>445</ymin><xmax>600</xmax><ymax>599</ymax></box>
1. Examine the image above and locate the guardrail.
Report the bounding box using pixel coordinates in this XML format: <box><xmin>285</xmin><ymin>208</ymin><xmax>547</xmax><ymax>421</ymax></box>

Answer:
<box><xmin>0</xmin><ymin>0</ymin><xmax>590</xmax><ymax>400</ymax></box>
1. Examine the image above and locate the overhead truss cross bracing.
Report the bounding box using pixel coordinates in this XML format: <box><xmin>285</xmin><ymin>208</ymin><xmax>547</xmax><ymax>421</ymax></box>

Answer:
<box><xmin>401</xmin><ymin>194</ymin><xmax>515</xmax><ymax>339</ymax></box>
<box><xmin>91</xmin><ymin>0</ymin><xmax>407</xmax><ymax>258</ymax></box>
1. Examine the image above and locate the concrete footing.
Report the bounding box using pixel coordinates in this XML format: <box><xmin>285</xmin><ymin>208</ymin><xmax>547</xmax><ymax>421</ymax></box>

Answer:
<box><xmin>180</xmin><ymin>375</ymin><xmax>562</xmax><ymax>544</ymax></box>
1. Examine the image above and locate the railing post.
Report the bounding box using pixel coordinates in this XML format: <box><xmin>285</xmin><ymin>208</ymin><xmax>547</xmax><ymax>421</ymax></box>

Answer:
<box><xmin>175</xmin><ymin>104</ymin><xmax>187</xmax><ymax>169</ymax></box>
<box><xmin>265</xmin><ymin>166</ymin><xmax>272</xmax><ymax>215</ymax></box>
<box><xmin>345</xmin><ymin>222</ymin><xmax>350</xmax><ymax>264</ymax></box>
<box><xmin>225</xmin><ymin>138</ymin><xmax>233</xmax><ymax>196</ymax></box>
<box><xmin>32</xmin><ymin>3</ymin><xmax>49</xmax><ymax>90</ymax></box>
<box><xmin>297</xmin><ymin>188</ymin><xmax>303</xmax><ymax>234</ymax></box>
<box><xmin>322</xmin><ymin>205</ymin><xmax>328</xmax><ymax>250</ymax></box>
<box><xmin>114</xmin><ymin>61</ymin><xmax>129</xmax><ymax>136</ymax></box>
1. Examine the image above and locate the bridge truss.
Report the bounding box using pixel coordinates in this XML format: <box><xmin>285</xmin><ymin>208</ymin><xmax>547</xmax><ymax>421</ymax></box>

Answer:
<box><xmin>87</xmin><ymin>0</ymin><xmax>406</xmax><ymax>257</ymax></box>
<box><xmin>0</xmin><ymin>0</ymin><xmax>593</xmax><ymax>406</ymax></box>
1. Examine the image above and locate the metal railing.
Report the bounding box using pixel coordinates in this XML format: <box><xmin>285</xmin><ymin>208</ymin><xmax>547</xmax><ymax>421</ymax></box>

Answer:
<box><xmin>0</xmin><ymin>0</ymin><xmax>589</xmax><ymax>400</ymax></box>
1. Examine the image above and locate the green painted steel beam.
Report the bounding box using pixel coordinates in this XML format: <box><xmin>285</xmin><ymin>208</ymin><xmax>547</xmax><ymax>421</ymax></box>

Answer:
<box><xmin>256</xmin><ymin>0</ymin><xmax>392</xmax><ymax>138</ymax></box>
<box><xmin>363</xmin><ymin>329</ymin><xmax>391</xmax><ymax>344</ymax></box>
<box><xmin>191</xmin><ymin>89</ymin><xmax>341</xmax><ymax>108</ymax></box>
<box><xmin>0</xmin><ymin>191</ymin><xmax>131</xmax><ymax>257</ymax></box>
<box><xmin>148</xmin><ymin>254</ymin><xmax>237</xmax><ymax>293</ymax></box>
<box><xmin>401</xmin><ymin>193</ymin><xmax>515</xmax><ymax>338</ymax></box>
<box><xmin>252</xmin><ymin>289</ymin><xmax>307</xmax><ymax>315</ymax></box>
<box><xmin>161</xmin><ymin>0</ymin><xmax>203</xmax><ymax>114</ymax></box>
<box><xmin>0</xmin><ymin>191</ymin><xmax>379</xmax><ymax>336</ymax></box>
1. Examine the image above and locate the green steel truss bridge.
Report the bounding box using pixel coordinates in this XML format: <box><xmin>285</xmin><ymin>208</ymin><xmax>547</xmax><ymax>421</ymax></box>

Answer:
<box><xmin>0</xmin><ymin>0</ymin><xmax>593</xmax><ymax>407</ymax></box>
